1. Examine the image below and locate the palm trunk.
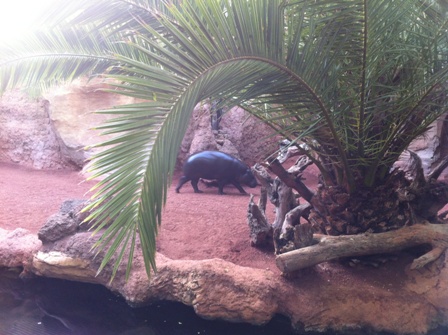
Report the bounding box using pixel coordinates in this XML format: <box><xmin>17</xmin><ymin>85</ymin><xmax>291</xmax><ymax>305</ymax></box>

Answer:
<box><xmin>250</xmin><ymin>154</ymin><xmax>448</xmax><ymax>273</ymax></box>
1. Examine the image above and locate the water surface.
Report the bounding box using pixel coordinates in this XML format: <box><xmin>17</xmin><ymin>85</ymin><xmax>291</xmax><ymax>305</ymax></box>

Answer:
<box><xmin>0</xmin><ymin>269</ymin><xmax>446</xmax><ymax>335</ymax></box>
<box><xmin>0</xmin><ymin>269</ymin><xmax>297</xmax><ymax>335</ymax></box>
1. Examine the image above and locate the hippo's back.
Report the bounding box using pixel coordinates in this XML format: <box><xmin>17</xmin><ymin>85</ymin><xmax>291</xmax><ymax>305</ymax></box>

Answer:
<box><xmin>183</xmin><ymin>151</ymin><xmax>246</xmax><ymax>180</ymax></box>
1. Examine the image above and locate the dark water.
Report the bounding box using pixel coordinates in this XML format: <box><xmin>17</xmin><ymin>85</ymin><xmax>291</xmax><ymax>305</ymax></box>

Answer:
<box><xmin>0</xmin><ymin>269</ymin><xmax>298</xmax><ymax>335</ymax></box>
<box><xmin>0</xmin><ymin>269</ymin><xmax>446</xmax><ymax>335</ymax></box>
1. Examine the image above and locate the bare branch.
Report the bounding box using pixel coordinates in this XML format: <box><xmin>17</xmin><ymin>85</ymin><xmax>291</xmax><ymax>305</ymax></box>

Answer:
<box><xmin>268</xmin><ymin>159</ymin><xmax>315</xmax><ymax>202</ymax></box>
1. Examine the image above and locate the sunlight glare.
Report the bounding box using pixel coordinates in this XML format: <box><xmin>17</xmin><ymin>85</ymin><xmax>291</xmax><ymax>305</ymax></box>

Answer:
<box><xmin>0</xmin><ymin>0</ymin><xmax>57</xmax><ymax>43</ymax></box>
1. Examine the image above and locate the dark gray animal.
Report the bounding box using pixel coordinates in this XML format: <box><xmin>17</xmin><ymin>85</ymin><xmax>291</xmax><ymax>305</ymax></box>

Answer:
<box><xmin>175</xmin><ymin>151</ymin><xmax>258</xmax><ymax>195</ymax></box>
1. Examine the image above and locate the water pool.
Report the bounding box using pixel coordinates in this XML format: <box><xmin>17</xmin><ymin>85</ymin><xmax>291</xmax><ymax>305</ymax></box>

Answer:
<box><xmin>1</xmin><ymin>269</ymin><xmax>446</xmax><ymax>335</ymax></box>
<box><xmin>0</xmin><ymin>269</ymin><xmax>298</xmax><ymax>335</ymax></box>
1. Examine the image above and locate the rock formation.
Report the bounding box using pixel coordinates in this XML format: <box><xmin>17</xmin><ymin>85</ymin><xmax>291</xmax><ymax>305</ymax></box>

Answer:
<box><xmin>0</xmin><ymin>92</ymin><xmax>67</xmax><ymax>169</ymax></box>
<box><xmin>0</xmin><ymin>79</ymin><xmax>279</xmax><ymax>171</ymax></box>
<box><xmin>178</xmin><ymin>102</ymin><xmax>279</xmax><ymax>167</ymax></box>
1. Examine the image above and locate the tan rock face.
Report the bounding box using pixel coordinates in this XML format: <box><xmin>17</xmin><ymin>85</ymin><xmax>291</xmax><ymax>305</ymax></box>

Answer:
<box><xmin>0</xmin><ymin>83</ymin><xmax>116</xmax><ymax>169</ymax></box>
<box><xmin>0</xmin><ymin>92</ymin><xmax>67</xmax><ymax>169</ymax></box>
<box><xmin>405</xmin><ymin>253</ymin><xmax>448</xmax><ymax>325</ymax></box>
<box><xmin>3</xmin><ymin>79</ymin><xmax>444</xmax><ymax>176</ymax></box>
<box><xmin>1</xmin><ymin>80</ymin><xmax>279</xmax><ymax>171</ymax></box>
<box><xmin>120</xmin><ymin>250</ymin><xmax>448</xmax><ymax>334</ymax></box>
<box><xmin>178</xmin><ymin>103</ymin><xmax>279</xmax><ymax>168</ymax></box>
<box><xmin>2</xmin><ymin>79</ymin><xmax>448</xmax><ymax>175</ymax></box>
<box><xmin>43</xmin><ymin>79</ymin><xmax>141</xmax><ymax>167</ymax></box>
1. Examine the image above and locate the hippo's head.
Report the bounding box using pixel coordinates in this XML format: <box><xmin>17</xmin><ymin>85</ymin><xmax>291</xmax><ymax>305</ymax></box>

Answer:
<box><xmin>239</xmin><ymin>169</ymin><xmax>258</xmax><ymax>188</ymax></box>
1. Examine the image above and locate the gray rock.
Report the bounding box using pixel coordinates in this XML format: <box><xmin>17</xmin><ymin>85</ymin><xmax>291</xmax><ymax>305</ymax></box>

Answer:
<box><xmin>38</xmin><ymin>213</ymin><xmax>78</xmax><ymax>243</ymax></box>
<box><xmin>0</xmin><ymin>228</ymin><xmax>41</xmax><ymax>268</ymax></box>
<box><xmin>38</xmin><ymin>199</ymin><xmax>97</xmax><ymax>243</ymax></box>
<box><xmin>59</xmin><ymin>199</ymin><xmax>86</xmax><ymax>217</ymax></box>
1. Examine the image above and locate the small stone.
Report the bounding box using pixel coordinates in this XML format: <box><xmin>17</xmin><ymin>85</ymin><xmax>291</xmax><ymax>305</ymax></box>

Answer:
<box><xmin>38</xmin><ymin>213</ymin><xmax>78</xmax><ymax>243</ymax></box>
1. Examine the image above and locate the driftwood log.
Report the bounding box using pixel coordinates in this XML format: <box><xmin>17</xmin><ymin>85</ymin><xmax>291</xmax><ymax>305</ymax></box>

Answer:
<box><xmin>247</xmin><ymin>193</ymin><xmax>272</xmax><ymax>247</ymax></box>
<box><xmin>249</xmin><ymin>158</ymin><xmax>314</xmax><ymax>253</ymax></box>
<box><xmin>276</xmin><ymin>222</ymin><xmax>448</xmax><ymax>273</ymax></box>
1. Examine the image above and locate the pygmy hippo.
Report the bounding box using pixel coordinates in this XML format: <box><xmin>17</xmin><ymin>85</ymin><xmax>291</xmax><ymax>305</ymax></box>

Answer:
<box><xmin>175</xmin><ymin>151</ymin><xmax>258</xmax><ymax>195</ymax></box>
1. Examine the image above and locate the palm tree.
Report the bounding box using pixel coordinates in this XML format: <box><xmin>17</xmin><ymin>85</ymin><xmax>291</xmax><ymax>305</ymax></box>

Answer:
<box><xmin>1</xmin><ymin>0</ymin><xmax>448</xmax><ymax>280</ymax></box>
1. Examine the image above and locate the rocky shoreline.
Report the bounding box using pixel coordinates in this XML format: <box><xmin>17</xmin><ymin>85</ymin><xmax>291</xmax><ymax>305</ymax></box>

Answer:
<box><xmin>1</xmin><ymin>216</ymin><xmax>447</xmax><ymax>335</ymax></box>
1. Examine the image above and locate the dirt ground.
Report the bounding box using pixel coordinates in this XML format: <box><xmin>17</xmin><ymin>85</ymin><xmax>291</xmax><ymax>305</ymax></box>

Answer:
<box><xmin>0</xmin><ymin>161</ymin><xmax>320</xmax><ymax>274</ymax></box>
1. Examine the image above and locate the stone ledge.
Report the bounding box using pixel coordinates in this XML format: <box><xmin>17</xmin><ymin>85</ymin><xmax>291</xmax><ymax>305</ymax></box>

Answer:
<box><xmin>0</xmin><ymin>227</ymin><xmax>447</xmax><ymax>335</ymax></box>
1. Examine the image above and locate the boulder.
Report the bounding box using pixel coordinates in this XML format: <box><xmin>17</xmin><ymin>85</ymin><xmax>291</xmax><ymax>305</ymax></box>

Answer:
<box><xmin>0</xmin><ymin>228</ymin><xmax>41</xmax><ymax>268</ymax></box>
<box><xmin>0</xmin><ymin>92</ymin><xmax>68</xmax><ymax>169</ymax></box>
<box><xmin>0</xmin><ymin>79</ymin><xmax>141</xmax><ymax>169</ymax></box>
<box><xmin>43</xmin><ymin>79</ymin><xmax>141</xmax><ymax>168</ymax></box>
<box><xmin>38</xmin><ymin>199</ymin><xmax>87</xmax><ymax>243</ymax></box>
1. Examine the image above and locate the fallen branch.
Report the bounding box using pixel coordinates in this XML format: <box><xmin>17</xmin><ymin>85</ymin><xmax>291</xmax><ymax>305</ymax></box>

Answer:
<box><xmin>277</xmin><ymin>145</ymin><xmax>301</xmax><ymax>163</ymax></box>
<box><xmin>275</xmin><ymin>223</ymin><xmax>448</xmax><ymax>273</ymax></box>
<box><xmin>277</xmin><ymin>204</ymin><xmax>312</xmax><ymax>254</ymax></box>
<box><xmin>268</xmin><ymin>159</ymin><xmax>314</xmax><ymax>202</ymax></box>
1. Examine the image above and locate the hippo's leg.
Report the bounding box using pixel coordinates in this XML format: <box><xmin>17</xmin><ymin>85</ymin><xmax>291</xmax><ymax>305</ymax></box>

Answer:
<box><xmin>217</xmin><ymin>180</ymin><xmax>227</xmax><ymax>195</ymax></box>
<box><xmin>190</xmin><ymin>178</ymin><xmax>203</xmax><ymax>193</ymax></box>
<box><xmin>175</xmin><ymin>176</ymin><xmax>190</xmax><ymax>193</ymax></box>
<box><xmin>231</xmin><ymin>181</ymin><xmax>247</xmax><ymax>194</ymax></box>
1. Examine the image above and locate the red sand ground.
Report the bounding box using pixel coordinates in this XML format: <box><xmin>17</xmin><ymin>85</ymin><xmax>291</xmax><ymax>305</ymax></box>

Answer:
<box><xmin>0</xmin><ymin>162</ymin><xmax>318</xmax><ymax>273</ymax></box>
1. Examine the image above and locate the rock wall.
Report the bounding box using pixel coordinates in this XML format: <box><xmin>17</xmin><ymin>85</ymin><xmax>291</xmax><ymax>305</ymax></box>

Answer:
<box><xmin>0</xmin><ymin>79</ymin><xmax>142</xmax><ymax>169</ymax></box>
<box><xmin>42</xmin><ymin>81</ymin><xmax>132</xmax><ymax>168</ymax></box>
<box><xmin>1</xmin><ymin>79</ymin><xmax>446</xmax><ymax>177</ymax></box>
<box><xmin>0</xmin><ymin>92</ymin><xmax>68</xmax><ymax>169</ymax></box>
<box><xmin>178</xmin><ymin>102</ymin><xmax>279</xmax><ymax>168</ymax></box>
<box><xmin>0</xmin><ymin>80</ymin><xmax>279</xmax><ymax>171</ymax></box>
